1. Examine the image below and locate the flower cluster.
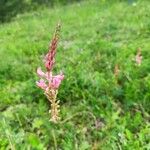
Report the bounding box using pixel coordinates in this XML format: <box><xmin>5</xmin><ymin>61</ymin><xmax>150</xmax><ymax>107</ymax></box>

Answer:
<box><xmin>36</xmin><ymin>24</ymin><xmax>64</xmax><ymax>122</ymax></box>
<box><xmin>36</xmin><ymin>68</ymin><xmax>64</xmax><ymax>90</ymax></box>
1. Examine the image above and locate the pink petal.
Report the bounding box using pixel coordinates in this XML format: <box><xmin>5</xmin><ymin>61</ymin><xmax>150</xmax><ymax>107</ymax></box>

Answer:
<box><xmin>37</xmin><ymin>67</ymin><xmax>46</xmax><ymax>78</ymax></box>
<box><xmin>51</xmin><ymin>73</ymin><xmax>64</xmax><ymax>89</ymax></box>
<box><xmin>46</xmin><ymin>72</ymin><xmax>53</xmax><ymax>81</ymax></box>
<box><xmin>36</xmin><ymin>79</ymin><xmax>48</xmax><ymax>90</ymax></box>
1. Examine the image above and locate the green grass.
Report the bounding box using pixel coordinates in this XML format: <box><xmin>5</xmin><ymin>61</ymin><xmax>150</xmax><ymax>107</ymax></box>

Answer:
<box><xmin>0</xmin><ymin>0</ymin><xmax>150</xmax><ymax>149</ymax></box>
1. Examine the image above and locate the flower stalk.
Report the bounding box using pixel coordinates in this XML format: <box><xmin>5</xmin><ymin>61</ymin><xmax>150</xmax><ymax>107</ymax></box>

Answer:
<box><xmin>36</xmin><ymin>23</ymin><xmax>64</xmax><ymax>123</ymax></box>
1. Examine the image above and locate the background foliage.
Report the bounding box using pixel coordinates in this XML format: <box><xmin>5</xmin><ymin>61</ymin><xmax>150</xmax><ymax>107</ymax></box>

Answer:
<box><xmin>0</xmin><ymin>0</ymin><xmax>81</xmax><ymax>22</ymax></box>
<box><xmin>0</xmin><ymin>0</ymin><xmax>150</xmax><ymax>149</ymax></box>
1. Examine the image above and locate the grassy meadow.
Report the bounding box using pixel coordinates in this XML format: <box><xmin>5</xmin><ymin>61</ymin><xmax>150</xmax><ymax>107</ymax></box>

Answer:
<box><xmin>0</xmin><ymin>0</ymin><xmax>150</xmax><ymax>149</ymax></box>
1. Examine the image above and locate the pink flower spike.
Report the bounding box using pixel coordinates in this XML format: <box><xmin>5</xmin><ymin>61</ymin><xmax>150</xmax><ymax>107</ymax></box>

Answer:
<box><xmin>37</xmin><ymin>67</ymin><xmax>47</xmax><ymax>78</ymax></box>
<box><xmin>51</xmin><ymin>74</ymin><xmax>64</xmax><ymax>89</ymax></box>
<box><xmin>36</xmin><ymin>24</ymin><xmax>63</xmax><ymax>122</ymax></box>
<box><xmin>36</xmin><ymin>79</ymin><xmax>48</xmax><ymax>90</ymax></box>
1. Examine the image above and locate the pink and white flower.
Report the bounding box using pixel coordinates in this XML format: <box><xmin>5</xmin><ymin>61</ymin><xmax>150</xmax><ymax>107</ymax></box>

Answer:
<box><xmin>37</xmin><ymin>67</ymin><xmax>64</xmax><ymax>90</ymax></box>
<box><xmin>37</xmin><ymin>67</ymin><xmax>47</xmax><ymax>78</ymax></box>
<box><xmin>36</xmin><ymin>79</ymin><xmax>48</xmax><ymax>90</ymax></box>
<box><xmin>36</xmin><ymin>23</ymin><xmax>63</xmax><ymax>122</ymax></box>
<box><xmin>51</xmin><ymin>73</ymin><xmax>64</xmax><ymax>89</ymax></box>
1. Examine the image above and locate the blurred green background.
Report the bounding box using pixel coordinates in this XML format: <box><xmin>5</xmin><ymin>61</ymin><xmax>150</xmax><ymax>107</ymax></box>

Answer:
<box><xmin>0</xmin><ymin>0</ymin><xmax>150</xmax><ymax>149</ymax></box>
<box><xmin>0</xmin><ymin>0</ymin><xmax>81</xmax><ymax>22</ymax></box>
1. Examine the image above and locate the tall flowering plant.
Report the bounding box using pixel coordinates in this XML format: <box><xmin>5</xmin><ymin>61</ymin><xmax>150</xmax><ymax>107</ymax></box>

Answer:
<box><xmin>36</xmin><ymin>24</ymin><xmax>64</xmax><ymax>123</ymax></box>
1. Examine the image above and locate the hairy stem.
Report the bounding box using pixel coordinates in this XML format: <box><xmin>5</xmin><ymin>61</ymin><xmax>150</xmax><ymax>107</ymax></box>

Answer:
<box><xmin>45</xmin><ymin>90</ymin><xmax>60</xmax><ymax>123</ymax></box>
